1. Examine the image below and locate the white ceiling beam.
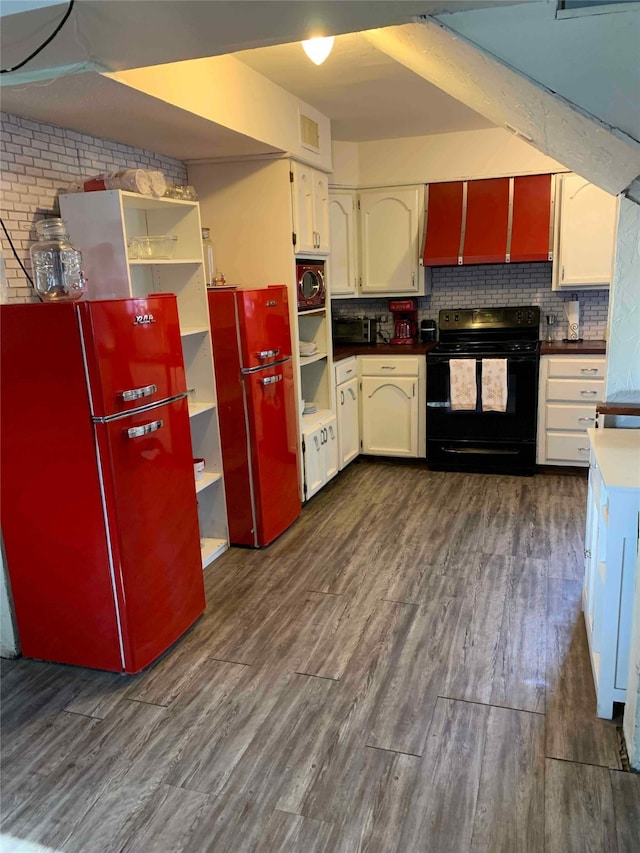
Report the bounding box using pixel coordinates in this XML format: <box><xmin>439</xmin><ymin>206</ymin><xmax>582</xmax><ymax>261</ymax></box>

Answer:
<box><xmin>363</xmin><ymin>18</ymin><xmax>640</xmax><ymax>195</ymax></box>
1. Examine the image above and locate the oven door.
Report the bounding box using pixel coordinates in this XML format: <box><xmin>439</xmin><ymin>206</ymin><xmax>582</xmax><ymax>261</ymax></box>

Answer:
<box><xmin>426</xmin><ymin>352</ymin><xmax>539</xmax><ymax>473</ymax></box>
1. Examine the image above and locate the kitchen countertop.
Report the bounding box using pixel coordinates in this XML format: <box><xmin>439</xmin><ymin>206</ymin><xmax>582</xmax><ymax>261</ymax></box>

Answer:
<box><xmin>541</xmin><ymin>340</ymin><xmax>606</xmax><ymax>355</ymax></box>
<box><xmin>333</xmin><ymin>343</ymin><xmax>436</xmax><ymax>361</ymax></box>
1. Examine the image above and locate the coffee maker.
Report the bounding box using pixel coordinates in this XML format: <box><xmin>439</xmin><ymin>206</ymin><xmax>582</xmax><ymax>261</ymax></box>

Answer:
<box><xmin>389</xmin><ymin>299</ymin><xmax>418</xmax><ymax>345</ymax></box>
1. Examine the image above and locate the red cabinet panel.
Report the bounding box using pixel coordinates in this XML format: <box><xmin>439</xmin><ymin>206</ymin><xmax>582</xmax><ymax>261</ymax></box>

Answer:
<box><xmin>510</xmin><ymin>174</ymin><xmax>552</xmax><ymax>262</ymax></box>
<box><xmin>463</xmin><ymin>178</ymin><xmax>510</xmax><ymax>265</ymax></box>
<box><xmin>422</xmin><ymin>181</ymin><xmax>464</xmax><ymax>266</ymax></box>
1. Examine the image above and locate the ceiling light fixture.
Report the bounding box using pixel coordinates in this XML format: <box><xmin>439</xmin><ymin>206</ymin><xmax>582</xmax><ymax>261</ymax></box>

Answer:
<box><xmin>301</xmin><ymin>36</ymin><xmax>334</xmax><ymax>66</ymax></box>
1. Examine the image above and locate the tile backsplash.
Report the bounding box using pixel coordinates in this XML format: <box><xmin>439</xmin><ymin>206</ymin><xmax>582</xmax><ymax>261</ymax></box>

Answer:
<box><xmin>332</xmin><ymin>263</ymin><xmax>609</xmax><ymax>341</ymax></box>
<box><xmin>1</xmin><ymin>111</ymin><xmax>188</xmax><ymax>303</ymax></box>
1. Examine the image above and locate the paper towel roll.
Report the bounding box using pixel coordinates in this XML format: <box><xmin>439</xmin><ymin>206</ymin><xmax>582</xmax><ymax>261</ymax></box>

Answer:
<box><xmin>565</xmin><ymin>300</ymin><xmax>580</xmax><ymax>341</ymax></box>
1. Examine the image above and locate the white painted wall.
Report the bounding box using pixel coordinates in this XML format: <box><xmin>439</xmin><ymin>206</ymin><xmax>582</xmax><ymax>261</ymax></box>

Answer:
<box><xmin>605</xmin><ymin>197</ymin><xmax>640</xmax><ymax>402</ymax></box>
<box><xmin>610</xmin><ymin>196</ymin><xmax>640</xmax><ymax>771</ymax></box>
<box><xmin>108</xmin><ymin>55</ymin><xmax>332</xmax><ymax>172</ymax></box>
<box><xmin>356</xmin><ymin>127</ymin><xmax>566</xmax><ymax>187</ymax></box>
<box><xmin>331</xmin><ymin>128</ymin><xmax>566</xmax><ymax>188</ymax></box>
<box><xmin>330</xmin><ymin>141</ymin><xmax>361</xmax><ymax>186</ymax></box>
<box><xmin>437</xmin><ymin>1</ymin><xmax>640</xmax><ymax>144</ymax></box>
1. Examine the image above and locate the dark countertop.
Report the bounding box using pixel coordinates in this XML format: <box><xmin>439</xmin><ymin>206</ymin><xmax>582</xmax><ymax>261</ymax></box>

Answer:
<box><xmin>333</xmin><ymin>341</ymin><xmax>606</xmax><ymax>361</ymax></box>
<box><xmin>541</xmin><ymin>340</ymin><xmax>607</xmax><ymax>355</ymax></box>
<box><xmin>333</xmin><ymin>343</ymin><xmax>436</xmax><ymax>362</ymax></box>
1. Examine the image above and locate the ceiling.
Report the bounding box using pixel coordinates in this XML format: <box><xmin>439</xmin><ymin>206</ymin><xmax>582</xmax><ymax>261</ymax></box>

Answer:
<box><xmin>234</xmin><ymin>33</ymin><xmax>493</xmax><ymax>142</ymax></box>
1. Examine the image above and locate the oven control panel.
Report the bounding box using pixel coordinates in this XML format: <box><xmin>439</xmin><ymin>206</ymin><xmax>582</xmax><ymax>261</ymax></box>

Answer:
<box><xmin>439</xmin><ymin>306</ymin><xmax>540</xmax><ymax>330</ymax></box>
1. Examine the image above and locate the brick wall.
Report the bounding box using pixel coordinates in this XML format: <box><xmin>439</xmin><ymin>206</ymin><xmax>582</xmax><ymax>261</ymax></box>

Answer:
<box><xmin>333</xmin><ymin>263</ymin><xmax>609</xmax><ymax>341</ymax></box>
<box><xmin>0</xmin><ymin>112</ymin><xmax>188</xmax><ymax>303</ymax></box>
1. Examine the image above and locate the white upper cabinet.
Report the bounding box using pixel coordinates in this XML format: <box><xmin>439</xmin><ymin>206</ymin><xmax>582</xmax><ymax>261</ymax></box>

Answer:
<box><xmin>291</xmin><ymin>162</ymin><xmax>329</xmax><ymax>255</ymax></box>
<box><xmin>553</xmin><ymin>173</ymin><xmax>618</xmax><ymax>290</ymax></box>
<box><xmin>328</xmin><ymin>190</ymin><xmax>358</xmax><ymax>297</ymax></box>
<box><xmin>359</xmin><ymin>185</ymin><xmax>424</xmax><ymax>294</ymax></box>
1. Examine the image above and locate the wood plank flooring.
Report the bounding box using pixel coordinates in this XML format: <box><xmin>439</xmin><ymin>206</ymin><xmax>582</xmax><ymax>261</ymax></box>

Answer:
<box><xmin>2</xmin><ymin>460</ymin><xmax>639</xmax><ymax>852</ymax></box>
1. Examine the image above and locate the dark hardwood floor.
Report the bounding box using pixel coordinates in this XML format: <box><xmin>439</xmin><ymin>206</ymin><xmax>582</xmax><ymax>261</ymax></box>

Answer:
<box><xmin>2</xmin><ymin>460</ymin><xmax>639</xmax><ymax>852</ymax></box>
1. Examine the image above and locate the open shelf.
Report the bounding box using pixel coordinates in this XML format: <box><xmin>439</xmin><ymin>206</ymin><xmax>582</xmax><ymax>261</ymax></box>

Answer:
<box><xmin>129</xmin><ymin>258</ymin><xmax>202</xmax><ymax>266</ymax></box>
<box><xmin>121</xmin><ymin>191</ymin><xmax>199</xmax><ymax>210</ymax></box>
<box><xmin>195</xmin><ymin>471</ymin><xmax>224</xmax><ymax>494</ymax></box>
<box><xmin>298</xmin><ymin>307</ymin><xmax>326</xmax><ymax>317</ymax></box>
<box><xmin>189</xmin><ymin>401</ymin><xmax>217</xmax><ymax>418</ymax></box>
<box><xmin>201</xmin><ymin>537</ymin><xmax>228</xmax><ymax>569</ymax></box>
<box><xmin>300</xmin><ymin>352</ymin><xmax>328</xmax><ymax>366</ymax></box>
<box><xmin>181</xmin><ymin>325</ymin><xmax>210</xmax><ymax>338</ymax></box>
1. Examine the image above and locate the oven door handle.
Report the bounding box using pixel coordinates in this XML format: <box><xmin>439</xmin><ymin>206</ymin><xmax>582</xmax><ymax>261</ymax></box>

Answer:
<box><xmin>442</xmin><ymin>446</ymin><xmax>521</xmax><ymax>455</ymax></box>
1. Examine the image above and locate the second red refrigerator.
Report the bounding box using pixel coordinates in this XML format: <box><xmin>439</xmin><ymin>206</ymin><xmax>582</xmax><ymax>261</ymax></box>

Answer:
<box><xmin>208</xmin><ymin>286</ymin><xmax>301</xmax><ymax>547</ymax></box>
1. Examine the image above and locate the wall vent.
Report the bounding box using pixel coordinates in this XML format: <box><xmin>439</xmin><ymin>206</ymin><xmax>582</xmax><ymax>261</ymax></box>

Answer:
<box><xmin>300</xmin><ymin>112</ymin><xmax>320</xmax><ymax>152</ymax></box>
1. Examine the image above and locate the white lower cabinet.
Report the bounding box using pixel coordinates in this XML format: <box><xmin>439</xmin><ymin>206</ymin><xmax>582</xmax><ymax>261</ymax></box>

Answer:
<box><xmin>302</xmin><ymin>414</ymin><xmax>338</xmax><ymax>500</ymax></box>
<box><xmin>360</xmin><ymin>356</ymin><xmax>426</xmax><ymax>458</ymax></box>
<box><xmin>583</xmin><ymin>429</ymin><xmax>640</xmax><ymax>719</ymax></box>
<box><xmin>537</xmin><ymin>354</ymin><xmax>606</xmax><ymax>466</ymax></box>
<box><xmin>336</xmin><ymin>358</ymin><xmax>359</xmax><ymax>470</ymax></box>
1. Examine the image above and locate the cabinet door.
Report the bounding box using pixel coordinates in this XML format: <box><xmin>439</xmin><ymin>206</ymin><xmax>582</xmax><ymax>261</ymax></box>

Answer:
<box><xmin>313</xmin><ymin>171</ymin><xmax>330</xmax><ymax>253</ymax></box>
<box><xmin>361</xmin><ymin>376</ymin><xmax>418</xmax><ymax>457</ymax></box>
<box><xmin>553</xmin><ymin>174</ymin><xmax>617</xmax><ymax>289</ymax></box>
<box><xmin>291</xmin><ymin>162</ymin><xmax>315</xmax><ymax>254</ymax></box>
<box><xmin>359</xmin><ymin>187</ymin><xmax>422</xmax><ymax>294</ymax></box>
<box><xmin>328</xmin><ymin>191</ymin><xmax>358</xmax><ymax>296</ymax></box>
<box><xmin>303</xmin><ymin>425</ymin><xmax>325</xmax><ymax>499</ymax></box>
<box><xmin>337</xmin><ymin>377</ymin><xmax>359</xmax><ymax>469</ymax></box>
<box><xmin>324</xmin><ymin>417</ymin><xmax>339</xmax><ymax>482</ymax></box>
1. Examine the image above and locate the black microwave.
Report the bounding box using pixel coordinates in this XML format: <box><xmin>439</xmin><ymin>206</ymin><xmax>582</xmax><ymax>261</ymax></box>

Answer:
<box><xmin>332</xmin><ymin>316</ymin><xmax>378</xmax><ymax>345</ymax></box>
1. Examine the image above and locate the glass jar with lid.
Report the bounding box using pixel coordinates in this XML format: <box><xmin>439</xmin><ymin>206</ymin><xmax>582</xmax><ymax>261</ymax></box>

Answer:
<box><xmin>29</xmin><ymin>218</ymin><xmax>87</xmax><ymax>302</ymax></box>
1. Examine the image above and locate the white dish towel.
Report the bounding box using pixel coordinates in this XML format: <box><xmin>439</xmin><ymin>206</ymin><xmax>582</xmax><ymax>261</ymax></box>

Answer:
<box><xmin>449</xmin><ymin>359</ymin><xmax>477</xmax><ymax>411</ymax></box>
<box><xmin>482</xmin><ymin>358</ymin><xmax>508</xmax><ymax>412</ymax></box>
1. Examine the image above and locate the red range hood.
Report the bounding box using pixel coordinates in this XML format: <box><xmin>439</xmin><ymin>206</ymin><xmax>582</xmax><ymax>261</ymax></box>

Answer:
<box><xmin>422</xmin><ymin>173</ymin><xmax>554</xmax><ymax>267</ymax></box>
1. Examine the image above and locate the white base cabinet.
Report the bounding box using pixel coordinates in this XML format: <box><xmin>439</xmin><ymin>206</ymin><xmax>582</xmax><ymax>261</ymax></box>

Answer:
<box><xmin>537</xmin><ymin>355</ymin><xmax>606</xmax><ymax>467</ymax></box>
<box><xmin>302</xmin><ymin>413</ymin><xmax>338</xmax><ymax>500</ymax></box>
<box><xmin>360</xmin><ymin>356</ymin><xmax>426</xmax><ymax>458</ymax></box>
<box><xmin>335</xmin><ymin>358</ymin><xmax>359</xmax><ymax>470</ymax></box>
<box><xmin>583</xmin><ymin>428</ymin><xmax>640</xmax><ymax>719</ymax></box>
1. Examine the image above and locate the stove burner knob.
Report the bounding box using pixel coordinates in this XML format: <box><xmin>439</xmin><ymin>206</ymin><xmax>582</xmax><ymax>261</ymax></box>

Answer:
<box><xmin>444</xmin><ymin>314</ymin><xmax>450</xmax><ymax>322</ymax></box>
<box><xmin>454</xmin><ymin>313</ymin><xmax>459</xmax><ymax>322</ymax></box>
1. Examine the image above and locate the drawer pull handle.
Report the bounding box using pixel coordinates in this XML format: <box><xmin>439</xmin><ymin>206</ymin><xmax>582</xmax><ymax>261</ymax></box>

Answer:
<box><xmin>262</xmin><ymin>374</ymin><xmax>282</xmax><ymax>386</ymax></box>
<box><xmin>126</xmin><ymin>419</ymin><xmax>163</xmax><ymax>439</ymax></box>
<box><xmin>578</xmin><ymin>417</ymin><xmax>595</xmax><ymax>423</ymax></box>
<box><xmin>580</xmin><ymin>390</ymin><xmax>598</xmax><ymax>396</ymax></box>
<box><xmin>119</xmin><ymin>383</ymin><xmax>158</xmax><ymax>402</ymax></box>
<box><xmin>584</xmin><ymin>549</ymin><xmax>591</xmax><ymax>559</ymax></box>
<box><xmin>581</xmin><ymin>368</ymin><xmax>599</xmax><ymax>374</ymax></box>
<box><xmin>578</xmin><ymin>446</ymin><xmax>589</xmax><ymax>453</ymax></box>
<box><xmin>381</xmin><ymin>365</ymin><xmax>397</xmax><ymax>370</ymax></box>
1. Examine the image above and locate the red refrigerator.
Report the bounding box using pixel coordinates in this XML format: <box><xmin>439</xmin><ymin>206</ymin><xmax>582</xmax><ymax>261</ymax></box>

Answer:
<box><xmin>208</xmin><ymin>285</ymin><xmax>301</xmax><ymax>547</ymax></box>
<box><xmin>0</xmin><ymin>295</ymin><xmax>205</xmax><ymax>673</ymax></box>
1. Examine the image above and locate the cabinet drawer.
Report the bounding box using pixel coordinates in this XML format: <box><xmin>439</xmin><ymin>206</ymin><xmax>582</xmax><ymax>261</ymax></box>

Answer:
<box><xmin>545</xmin><ymin>432</ymin><xmax>592</xmax><ymax>463</ymax></box>
<box><xmin>546</xmin><ymin>378</ymin><xmax>605</xmax><ymax>402</ymax></box>
<box><xmin>546</xmin><ymin>403</ymin><xmax>597</xmax><ymax>431</ymax></box>
<box><xmin>335</xmin><ymin>358</ymin><xmax>357</xmax><ymax>385</ymax></box>
<box><xmin>547</xmin><ymin>357</ymin><xmax>605</xmax><ymax>379</ymax></box>
<box><xmin>359</xmin><ymin>356</ymin><xmax>421</xmax><ymax>376</ymax></box>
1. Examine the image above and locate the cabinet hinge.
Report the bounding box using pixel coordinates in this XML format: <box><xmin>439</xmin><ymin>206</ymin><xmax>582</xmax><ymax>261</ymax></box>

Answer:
<box><xmin>357</xmin><ymin>199</ymin><xmax>361</xmax><ymax>211</ymax></box>
<box><xmin>292</xmin><ymin>231</ymin><xmax>297</xmax><ymax>247</ymax></box>
<box><xmin>302</xmin><ymin>438</ymin><xmax>306</xmax><ymax>453</ymax></box>
<box><xmin>360</xmin><ymin>439</ymin><xmax>363</xmax><ymax>449</ymax></box>
<box><xmin>303</xmin><ymin>481</ymin><xmax>307</xmax><ymax>498</ymax></box>
<box><xmin>290</xmin><ymin>170</ymin><xmax>294</xmax><ymax>183</ymax></box>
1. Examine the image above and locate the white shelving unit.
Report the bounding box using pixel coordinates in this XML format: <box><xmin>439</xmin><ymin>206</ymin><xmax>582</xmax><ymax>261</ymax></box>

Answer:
<box><xmin>59</xmin><ymin>189</ymin><xmax>229</xmax><ymax>568</ymax></box>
